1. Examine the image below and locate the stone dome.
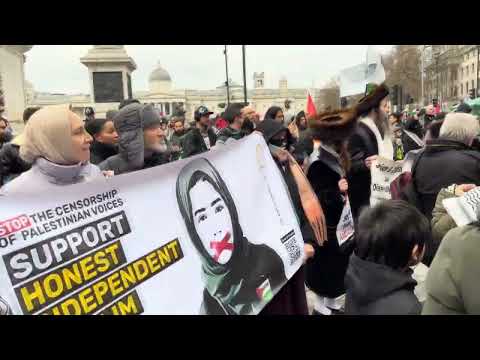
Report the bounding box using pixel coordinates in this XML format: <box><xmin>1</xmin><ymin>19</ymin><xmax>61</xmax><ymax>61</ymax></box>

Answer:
<box><xmin>149</xmin><ymin>63</ymin><xmax>172</xmax><ymax>82</ymax></box>
<box><xmin>149</xmin><ymin>62</ymin><xmax>172</xmax><ymax>93</ymax></box>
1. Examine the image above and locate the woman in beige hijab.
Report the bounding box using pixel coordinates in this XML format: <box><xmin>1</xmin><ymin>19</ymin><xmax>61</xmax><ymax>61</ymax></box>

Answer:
<box><xmin>0</xmin><ymin>105</ymin><xmax>104</xmax><ymax>195</ymax></box>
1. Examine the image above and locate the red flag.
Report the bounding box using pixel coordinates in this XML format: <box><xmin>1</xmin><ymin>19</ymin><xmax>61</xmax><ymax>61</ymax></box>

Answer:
<box><xmin>307</xmin><ymin>91</ymin><xmax>317</xmax><ymax>117</ymax></box>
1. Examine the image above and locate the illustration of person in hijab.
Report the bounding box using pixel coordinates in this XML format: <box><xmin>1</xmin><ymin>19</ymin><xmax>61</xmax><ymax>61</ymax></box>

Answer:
<box><xmin>176</xmin><ymin>157</ymin><xmax>287</xmax><ymax>315</ymax></box>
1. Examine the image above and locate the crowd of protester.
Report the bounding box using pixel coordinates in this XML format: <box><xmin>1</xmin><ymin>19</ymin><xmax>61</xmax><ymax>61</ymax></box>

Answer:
<box><xmin>1</xmin><ymin>85</ymin><xmax>480</xmax><ymax>315</ymax></box>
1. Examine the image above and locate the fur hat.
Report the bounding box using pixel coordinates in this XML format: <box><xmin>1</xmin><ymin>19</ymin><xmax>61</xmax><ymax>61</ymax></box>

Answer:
<box><xmin>308</xmin><ymin>108</ymin><xmax>357</xmax><ymax>142</ymax></box>
<box><xmin>356</xmin><ymin>82</ymin><xmax>390</xmax><ymax>116</ymax></box>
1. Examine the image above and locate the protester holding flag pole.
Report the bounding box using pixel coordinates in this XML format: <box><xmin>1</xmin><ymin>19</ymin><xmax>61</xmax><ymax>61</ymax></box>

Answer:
<box><xmin>256</xmin><ymin>117</ymin><xmax>327</xmax><ymax>315</ymax></box>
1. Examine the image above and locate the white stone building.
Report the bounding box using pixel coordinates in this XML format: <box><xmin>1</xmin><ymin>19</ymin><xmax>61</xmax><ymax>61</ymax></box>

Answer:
<box><xmin>11</xmin><ymin>46</ymin><xmax>337</xmax><ymax>127</ymax></box>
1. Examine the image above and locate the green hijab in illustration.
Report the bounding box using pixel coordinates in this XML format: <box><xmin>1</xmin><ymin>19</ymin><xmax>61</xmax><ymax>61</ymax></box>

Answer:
<box><xmin>176</xmin><ymin>158</ymin><xmax>287</xmax><ymax>315</ymax></box>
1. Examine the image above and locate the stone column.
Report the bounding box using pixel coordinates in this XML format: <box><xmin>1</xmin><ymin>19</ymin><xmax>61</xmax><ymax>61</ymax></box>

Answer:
<box><xmin>80</xmin><ymin>46</ymin><xmax>137</xmax><ymax>117</ymax></box>
<box><xmin>0</xmin><ymin>45</ymin><xmax>33</xmax><ymax>123</ymax></box>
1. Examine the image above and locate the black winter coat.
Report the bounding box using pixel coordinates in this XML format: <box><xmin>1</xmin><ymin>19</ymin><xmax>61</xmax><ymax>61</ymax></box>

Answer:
<box><xmin>182</xmin><ymin>127</ymin><xmax>217</xmax><ymax>158</ymax></box>
<box><xmin>0</xmin><ymin>142</ymin><xmax>31</xmax><ymax>186</ymax></box>
<box><xmin>401</xmin><ymin>130</ymin><xmax>423</xmax><ymax>155</ymax></box>
<box><xmin>404</xmin><ymin>118</ymin><xmax>424</xmax><ymax>139</ymax></box>
<box><xmin>347</xmin><ymin>122</ymin><xmax>379</xmax><ymax>219</ymax></box>
<box><xmin>216</xmin><ymin>126</ymin><xmax>245</xmax><ymax>144</ymax></box>
<box><xmin>169</xmin><ymin>131</ymin><xmax>186</xmax><ymax>161</ymax></box>
<box><xmin>305</xmin><ymin>146</ymin><xmax>352</xmax><ymax>298</ymax></box>
<box><xmin>345</xmin><ymin>254</ymin><xmax>421</xmax><ymax>315</ymax></box>
<box><xmin>412</xmin><ymin>139</ymin><xmax>480</xmax><ymax>222</ymax></box>
<box><xmin>90</xmin><ymin>141</ymin><xmax>118</xmax><ymax>165</ymax></box>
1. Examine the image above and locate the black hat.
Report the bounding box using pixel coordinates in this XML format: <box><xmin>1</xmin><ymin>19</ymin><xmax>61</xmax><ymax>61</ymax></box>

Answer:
<box><xmin>195</xmin><ymin>106</ymin><xmax>213</xmax><ymax>120</ymax></box>
<box><xmin>308</xmin><ymin>108</ymin><xmax>358</xmax><ymax>142</ymax></box>
<box><xmin>356</xmin><ymin>82</ymin><xmax>389</xmax><ymax>116</ymax></box>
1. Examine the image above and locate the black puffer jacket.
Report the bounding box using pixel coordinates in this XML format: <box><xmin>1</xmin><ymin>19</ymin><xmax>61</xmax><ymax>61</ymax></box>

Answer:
<box><xmin>90</xmin><ymin>141</ymin><xmax>118</xmax><ymax>165</ymax></box>
<box><xmin>0</xmin><ymin>141</ymin><xmax>31</xmax><ymax>186</ymax></box>
<box><xmin>99</xmin><ymin>103</ymin><xmax>170</xmax><ymax>175</ymax></box>
<box><xmin>412</xmin><ymin>139</ymin><xmax>480</xmax><ymax>221</ymax></box>
<box><xmin>345</xmin><ymin>254</ymin><xmax>421</xmax><ymax>315</ymax></box>
<box><xmin>181</xmin><ymin>127</ymin><xmax>217</xmax><ymax>158</ymax></box>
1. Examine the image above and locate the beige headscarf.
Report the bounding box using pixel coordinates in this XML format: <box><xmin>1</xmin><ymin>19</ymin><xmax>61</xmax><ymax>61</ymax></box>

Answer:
<box><xmin>20</xmin><ymin>104</ymin><xmax>81</xmax><ymax>165</ymax></box>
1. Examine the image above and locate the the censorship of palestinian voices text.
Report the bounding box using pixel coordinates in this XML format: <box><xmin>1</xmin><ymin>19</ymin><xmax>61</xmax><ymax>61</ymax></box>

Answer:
<box><xmin>0</xmin><ymin>134</ymin><xmax>304</xmax><ymax>315</ymax></box>
<box><xmin>369</xmin><ymin>157</ymin><xmax>404</xmax><ymax>205</ymax></box>
<box><xmin>443</xmin><ymin>187</ymin><xmax>480</xmax><ymax>227</ymax></box>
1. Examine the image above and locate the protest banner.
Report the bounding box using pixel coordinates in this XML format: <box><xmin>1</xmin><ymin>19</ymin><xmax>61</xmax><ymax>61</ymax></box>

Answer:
<box><xmin>443</xmin><ymin>187</ymin><xmax>480</xmax><ymax>227</ymax></box>
<box><xmin>370</xmin><ymin>157</ymin><xmax>404</xmax><ymax>205</ymax></box>
<box><xmin>336</xmin><ymin>196</ymin><xmax>354</xmax><ymax>246</ymax></box>
<box><xmin>0</xmin><ymin>133</ymin><xmax>304</xmax><ymax>315</ymax></box>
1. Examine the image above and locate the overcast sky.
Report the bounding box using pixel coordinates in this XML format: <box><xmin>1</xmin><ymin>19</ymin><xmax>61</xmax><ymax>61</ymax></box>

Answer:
<box><xmin>24</xmin><ymin>45</ymin><xmax>393</xmax><ymax>94</ymax></box>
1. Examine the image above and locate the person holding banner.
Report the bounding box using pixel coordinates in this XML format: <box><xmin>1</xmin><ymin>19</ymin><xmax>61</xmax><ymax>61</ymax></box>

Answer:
<box><xmin>0</xmin><ymin>104</ymin><xmax>104</xmax><ymax>196</ymax></box>
<box><xmin>303</xmin><ymin>108</ymin><xmax>357</xmax><ymax>315</ymax></box>
<box><xmin>347</xmin><ymin>82</ymin><xmax>393</xmax><ymax>219</ymax></box>
<box><xmin>176</xmin><ymin>157</ymin><xmax>287</xmax><ymax>315</ymax></box>
<box><xmin>256</xmin><ymin>118</ymin><xmax>324</xmax><ymax>315</ymax></box>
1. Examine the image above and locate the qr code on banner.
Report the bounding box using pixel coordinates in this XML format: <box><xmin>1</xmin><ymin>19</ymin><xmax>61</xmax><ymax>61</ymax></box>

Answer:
<box><xmin>281</xmin><ymin>230</ymin><xmax>301</xmax><ymax>265</ymax></box>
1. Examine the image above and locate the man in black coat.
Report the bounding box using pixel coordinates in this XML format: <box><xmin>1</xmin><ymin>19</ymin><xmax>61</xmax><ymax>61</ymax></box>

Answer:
<box><xmin>181</xmin><ymin>106</ymin><xmax>217</xmax><ymax>158</ymax></box>
<box><xmin>99</xmin><ymin>103</ymin><xmax>170</xmax><ymax>175</ymax></box>
<box><xmin>0</xmin><ymin>107</ymin><xmax>40</xmax><ymax>186</ymax></box>
<box><xmin>347</xmin><ymin>83</ymin><xmax>393</xmax><ymax>219</ymax></box>
<box><xmin>411</xmin><ymin>112</ymin><xmax>480</xmax><ymax>266</ymax></box>
<box><xmin>412</xmin><ymin>112</ymin><xmax>480</xmax><ymax>225</ymax></box>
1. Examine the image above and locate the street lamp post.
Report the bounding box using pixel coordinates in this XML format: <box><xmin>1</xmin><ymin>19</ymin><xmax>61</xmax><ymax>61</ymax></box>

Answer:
<box><xmin>224</xmin><ymin>45</ymin><xmax>230</xmax><ymax>107</ymax></box>
<box><xmin>477</xmin><ymin>45</ymin><xmax>479</xmax><ymax>98</ymax></box>
<box><xmin>242</xmin><ymin>45</ymin><xmax>247</xmax><ymax>105</ymax></box>
<box><xmin>421</xmin><ymin>47</ymin><xmax>425</xmax><ymax>106</ymax></box>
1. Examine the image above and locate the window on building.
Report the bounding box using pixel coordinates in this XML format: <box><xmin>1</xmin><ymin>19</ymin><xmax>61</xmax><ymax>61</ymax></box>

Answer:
<box><xmin>454</xmin><ymin>86</ymin><xmax>458</xmax><ymax>96</ymax></box>
<box><xmin>466</xmin><ymin>82</ymin><xmax>469</xmax><ymax>92</ymax></box>
<box><xmin>473</xmin><ymin>80</ymin><xmax>475</xmax><ymax>91</ymax></box>
<box><xmin>467</xmin><ymin>66</ymin><xmax>469</xmax><ymax>76</ymax></box>
<box><xmin>461</xmin><ymin>67</ymin><xmax>464</xmax><ymax>78</ymax></box>
<box><xmin>461</xmin><ymin>83</ymin><xmax>463</xmax><ymax>95</ymax></box>
<box><xmin>473</xmin><ymin>63</ymin><xmax>475</xmax><ymax>74</ymax></box>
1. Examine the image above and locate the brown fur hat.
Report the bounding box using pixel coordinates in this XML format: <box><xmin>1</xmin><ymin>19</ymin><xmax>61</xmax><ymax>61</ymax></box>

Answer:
<box><xmin>308</xmin><ymin>108</ymin><xmax>358</xmax><ymax>142</ymax></box>
<box><xmin>356</xmin><ymin>82</ymin><xmax>390</xmax><ymax>117</ymax></box>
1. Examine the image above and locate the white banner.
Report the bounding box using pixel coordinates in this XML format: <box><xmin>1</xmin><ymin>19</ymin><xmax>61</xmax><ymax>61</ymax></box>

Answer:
<box><xmin>336</xmin><ymin>196</ymin><xmax>354</xmax><ymax>246</ymax></box>
<box><xmin>370</xmin><ymin>157</ymin><xmax>404</xmax><ymax>205</ymax></box>
<box><xmin>339</xmin><ymin>46</ymin><xmax>386</xmax><ymax>98</ymax></box>
<box><xmin>0</xmin><ymin>134</ymin><xmax>304</xmax><ymax>315</ymax></box>
<box><xmin>443</xmin><ymin>187</ymin><xmax>480</xmax><ymax>227</ymax></box>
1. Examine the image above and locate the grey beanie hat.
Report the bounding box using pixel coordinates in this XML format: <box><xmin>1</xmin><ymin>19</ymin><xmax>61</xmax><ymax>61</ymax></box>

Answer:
<box><xmin>141</xmin><ymin>104</ymin><xmax>162</xmax><ymax>129</ymax></box>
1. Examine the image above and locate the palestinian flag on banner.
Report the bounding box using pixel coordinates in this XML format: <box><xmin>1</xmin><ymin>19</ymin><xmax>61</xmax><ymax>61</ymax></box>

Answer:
<box><xmin>256</xmin><ymin>279</ymin><xmax>273</xmax><ymax>302</ymax></box>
